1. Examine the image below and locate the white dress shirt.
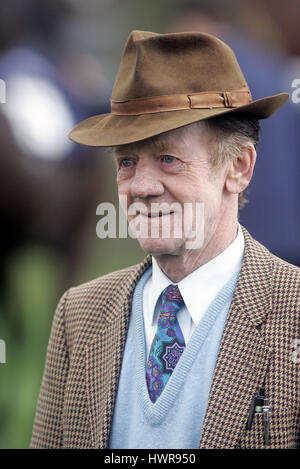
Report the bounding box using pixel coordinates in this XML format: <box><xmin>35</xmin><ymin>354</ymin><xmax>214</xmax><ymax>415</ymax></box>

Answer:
<box><xmin>142</xmin><ymin>223</ymin><xmax>245</xmax><ymax>359</ymax></box>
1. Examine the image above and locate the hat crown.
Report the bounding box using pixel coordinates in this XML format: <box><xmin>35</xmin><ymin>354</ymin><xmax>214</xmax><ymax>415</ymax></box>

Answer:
<box><xmin>68</xmin><ymin>29</ymin><xmax>289</xmax><ymax>147</ymax></box>
<box><xmin>112</xmin><ymin>30</ymin><xmax>248</xmax><ymax>101</ymax></box>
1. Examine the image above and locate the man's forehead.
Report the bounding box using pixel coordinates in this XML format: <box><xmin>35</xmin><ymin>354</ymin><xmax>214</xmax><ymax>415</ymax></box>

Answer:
<box><xmin>114</xmin><ymin>122</ymin><xmax>205</xmax><ymax>155</ymax></box>
<box><xmin>114</xmin><ymin>137</ymin><xmax>168</xmax><ymax>155</ymax></box>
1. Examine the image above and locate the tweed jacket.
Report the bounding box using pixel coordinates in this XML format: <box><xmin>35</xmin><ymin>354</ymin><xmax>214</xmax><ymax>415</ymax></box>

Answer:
<box><xmin>30</xmin><ymin>227</ymin><xmax>300</xmax><ymax>449</ymax></box>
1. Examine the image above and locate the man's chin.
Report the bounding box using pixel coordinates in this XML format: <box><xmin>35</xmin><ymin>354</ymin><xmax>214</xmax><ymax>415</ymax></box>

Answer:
<box><xmin>137</xmin><ymin>238</ymin><xmax>185</xmax><ymax>257</ymax></box>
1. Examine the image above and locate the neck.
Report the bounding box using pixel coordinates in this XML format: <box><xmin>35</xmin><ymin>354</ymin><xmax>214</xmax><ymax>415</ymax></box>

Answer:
<box><xmin>154</xmin><ymin>218</ymin><xmax>239</xmax><ymax>283</ymax></box>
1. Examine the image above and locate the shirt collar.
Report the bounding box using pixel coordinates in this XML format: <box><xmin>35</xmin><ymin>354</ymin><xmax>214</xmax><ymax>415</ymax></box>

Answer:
<box><xmin>148</xmin><ymin>223</ymin><xmax>245</xmax><ymax>326</ymax></box>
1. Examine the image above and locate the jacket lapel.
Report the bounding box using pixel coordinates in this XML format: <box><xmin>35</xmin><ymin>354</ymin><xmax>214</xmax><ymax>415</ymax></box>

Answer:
<box><xmin>199</xmin><ymin>227</ymin><xmax>274</xmax><ymax>448</ymax></box>
<box><xmin>85</xmin><ymin>256</ymin><xmax>152</xmax><ymax>448</ymax></box>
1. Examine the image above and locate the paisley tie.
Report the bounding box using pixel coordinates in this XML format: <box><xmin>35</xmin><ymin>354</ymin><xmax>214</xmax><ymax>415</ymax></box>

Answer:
<box><xmin>146</xmin><ymin>284</ymin><xmax>185</xmax><ymax>403</ymax></box>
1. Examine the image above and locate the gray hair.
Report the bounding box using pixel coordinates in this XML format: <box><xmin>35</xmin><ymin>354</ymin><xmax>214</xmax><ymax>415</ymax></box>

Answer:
<box><xmin>198</xmin><ymin>114</ymin><xmax>261</xmax><ymax>209</ymax></box>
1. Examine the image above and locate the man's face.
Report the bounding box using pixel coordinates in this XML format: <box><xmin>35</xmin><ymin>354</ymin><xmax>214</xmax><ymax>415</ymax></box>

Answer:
<box><xmin>114</xmin><ymin>123</ymin><xmax>229</xmax><ymax>258</ymax></box>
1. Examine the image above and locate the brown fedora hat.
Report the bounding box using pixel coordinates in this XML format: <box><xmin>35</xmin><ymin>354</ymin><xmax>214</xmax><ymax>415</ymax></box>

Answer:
<box><xmin>68</xmin><ymin>30</ymin><xmax>289</xmax><ymax>147</ymax></box>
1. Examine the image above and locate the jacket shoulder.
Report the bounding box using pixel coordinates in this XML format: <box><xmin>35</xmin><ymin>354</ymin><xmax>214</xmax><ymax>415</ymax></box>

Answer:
<box><xmin>242</xmin><ymin>225</ymin><xmax>300</xmax><ymax>280</ymax></box>
<box><xmin>244</xmin><ymin>227</ymin><xmax>300</xmax><ymax>315</ymax></box>
<box><xmin>270</xmin><ymin>252</ymin><xmax>300</xmax><ymax>311</ymax></box>
<box><xmin>67</xmin><ymin>260</ymin><xmax>148</xmax><ymax>301</ymax></box>
<box><xmin>241</xmin><ymin>225</ymin><xmax>300</xmax><ymax>312</ymax></box>
<box><xmin>60</xmin><ymin>257</ymin><xmax>151</xmax><ymax>354</ymax></box>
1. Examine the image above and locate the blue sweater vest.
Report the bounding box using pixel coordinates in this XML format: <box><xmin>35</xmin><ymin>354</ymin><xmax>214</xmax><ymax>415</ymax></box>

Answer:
<box><xmin>109</xmin><ymin>266</ymin><xmax>240</xmax><ymax>449</ymax></box>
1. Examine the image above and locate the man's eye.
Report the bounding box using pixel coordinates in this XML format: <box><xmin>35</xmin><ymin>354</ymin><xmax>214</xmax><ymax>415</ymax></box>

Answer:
<box><xmin>120</xmin><ymin>158</ymin><xmax>133</xmax><ymax>168</ymax></box>
<box><xmin>161</xmin><ymin>155</ymin><xmax>176</xmax><ymax>163</ymax></box>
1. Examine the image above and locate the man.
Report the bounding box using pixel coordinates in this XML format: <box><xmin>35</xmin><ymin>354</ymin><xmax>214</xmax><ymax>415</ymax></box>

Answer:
<box><xmin>30</xmin><ymin>31</ymin><xmax>299</xmax><ymax>449</ymax></box>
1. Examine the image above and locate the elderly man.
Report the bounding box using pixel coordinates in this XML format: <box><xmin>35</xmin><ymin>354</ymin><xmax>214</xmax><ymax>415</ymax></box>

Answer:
<box><xmin>31</xmin><ymin>31</ymin><xmax>299</xmax><ymax>449</ymax></box>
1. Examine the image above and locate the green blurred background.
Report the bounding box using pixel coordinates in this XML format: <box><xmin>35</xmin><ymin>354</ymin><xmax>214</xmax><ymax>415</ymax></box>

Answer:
<box><xmin>0</xmin><ymin>0</ymin><xmax>299</xmax><ymax>448</ymax></box>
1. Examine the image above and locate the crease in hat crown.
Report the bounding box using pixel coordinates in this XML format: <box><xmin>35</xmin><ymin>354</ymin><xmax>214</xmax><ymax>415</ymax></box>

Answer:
<box><xmin>111</xmin><ymin>30</ymin><xmax>250</xmax><ymax>103</ymax></box>
<box><xmin>68</xmin><ymin>30</ymin><xmax>289</xmax><ymax>147</ymax></box>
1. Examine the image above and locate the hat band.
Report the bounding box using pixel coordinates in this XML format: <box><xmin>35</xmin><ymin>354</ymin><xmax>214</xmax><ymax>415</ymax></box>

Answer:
<box><xmin>111</xmin><ymin>87</ymin><xmax>252</xmax><ymax>115</ymax></box>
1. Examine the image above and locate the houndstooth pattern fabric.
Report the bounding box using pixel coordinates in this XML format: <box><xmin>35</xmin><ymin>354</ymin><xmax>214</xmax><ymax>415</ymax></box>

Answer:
<box><xmin>30</xmin><ymin>226</ymin><xmax>300</xmax><ymax>449</ymax></box>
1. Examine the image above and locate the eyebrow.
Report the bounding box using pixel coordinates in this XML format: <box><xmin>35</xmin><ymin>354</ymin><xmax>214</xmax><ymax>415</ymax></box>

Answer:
<box><xmin>113</xmin><ymin>138</ymin><xmax>172</xmax><ymax>157</ymax></box>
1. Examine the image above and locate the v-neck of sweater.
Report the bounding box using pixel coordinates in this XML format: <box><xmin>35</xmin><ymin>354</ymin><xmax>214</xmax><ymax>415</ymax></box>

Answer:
<box><xmin>132</xmin><ymin>265</ymin><xmax>239</xmax><ymax>425</ymax></box>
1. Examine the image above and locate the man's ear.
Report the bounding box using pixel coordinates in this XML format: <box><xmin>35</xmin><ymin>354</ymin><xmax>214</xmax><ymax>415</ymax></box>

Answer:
<box><xmin>225</xmin><ymin>144</ymin><xmax>257</xmax><ymax>195</ymax></box>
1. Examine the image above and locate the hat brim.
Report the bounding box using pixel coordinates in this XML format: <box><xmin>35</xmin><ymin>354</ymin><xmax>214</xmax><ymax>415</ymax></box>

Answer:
<box><xmin>68</xmin><ymin>93</ymin><xmax>289</xmax><ymax>147</ymax></box>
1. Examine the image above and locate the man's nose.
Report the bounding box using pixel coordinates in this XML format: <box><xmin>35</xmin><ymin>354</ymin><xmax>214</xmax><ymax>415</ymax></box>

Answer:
<box><xmin>130</xmin><ymin>163</ymin><xmax>164</xmax><ymax>199</ymax></box>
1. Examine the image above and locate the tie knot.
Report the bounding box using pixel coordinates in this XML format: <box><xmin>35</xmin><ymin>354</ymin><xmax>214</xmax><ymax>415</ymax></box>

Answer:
<box><xmin>158</xmin><ymin>284</ymin><xmax>184</xmax><ymax>330</ymax></box>
<box><xmin>162</xmin><ymin>284</ymin><xmax>183</xmax><ymax>308</ymax></box>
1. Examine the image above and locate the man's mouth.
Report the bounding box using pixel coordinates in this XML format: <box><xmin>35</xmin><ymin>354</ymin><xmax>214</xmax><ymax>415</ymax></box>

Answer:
<box><xmin>140</xmin><ymin>211</ymin><xmax>175</xmax><ymax>218</ymax></box>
